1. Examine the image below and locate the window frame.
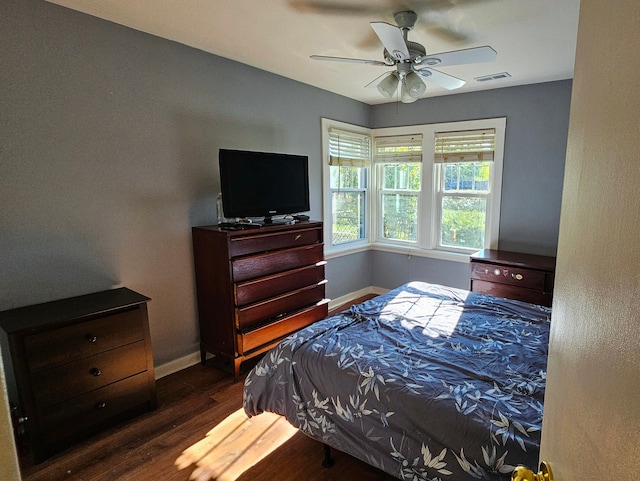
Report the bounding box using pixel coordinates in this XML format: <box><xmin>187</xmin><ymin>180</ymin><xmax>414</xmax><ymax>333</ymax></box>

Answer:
<box><xmin>377</xmin><ymin>161</ymin><xmax>422</xmax><ymax>244</ymax></box>
<box><xmin>432</xmin><ymin>127</ymin><xmax>502</xmax><ymax>254</ymax></box>
<box><xmin>322</xmin><ymin>117</ymin><xmax>506</xmax><ymax>261</ymax></box>
<box><xmin>373</xmin><ymin>134</ymin><xmax>423</xmax><ymax>246</ymax></box>
<box><xmin>322</xmin><ymin>119</ymin><xmax>372</xmax><ymax>254</ymax></box>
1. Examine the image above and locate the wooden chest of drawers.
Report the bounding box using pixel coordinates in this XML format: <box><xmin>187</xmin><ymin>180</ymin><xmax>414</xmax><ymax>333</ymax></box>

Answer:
<box><xmin>0</xmin><ymin>288</ymin><xmax>157</xmax><ymax>463</ymax></box>
<box><xmin>192</xmin><ymin>221</ymin><xmax>328</xmax><ymax>380</ymax></box>
<box><xmin>469</xmin><ymin>249</ymin><xmax>556</xmax><ymax>307</ymax></box>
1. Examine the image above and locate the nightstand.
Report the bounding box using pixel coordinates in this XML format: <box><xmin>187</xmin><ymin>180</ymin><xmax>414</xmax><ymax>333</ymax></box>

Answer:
<box><xmin>0</xmin><ymin>288</ymin><xmax>157</xmax><ymax>463</ymax></box>
<box><xmin>469</xmin><ymin>249</ymin><xmax>556</xmax><ymax>307</ymax></box>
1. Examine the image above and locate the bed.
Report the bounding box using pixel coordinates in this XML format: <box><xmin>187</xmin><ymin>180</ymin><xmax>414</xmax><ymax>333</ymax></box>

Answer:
<box><xmin>243</xmin><ymin>281</ymin><xmax>551</xmax><ymax>480</ymax></box>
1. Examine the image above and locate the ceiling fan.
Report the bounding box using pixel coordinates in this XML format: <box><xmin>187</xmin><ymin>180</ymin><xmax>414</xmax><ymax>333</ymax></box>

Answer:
<box><xmin>311</xmin><ymin>10</ymin><xmax>497</xmax><ymax>103</ymax></box>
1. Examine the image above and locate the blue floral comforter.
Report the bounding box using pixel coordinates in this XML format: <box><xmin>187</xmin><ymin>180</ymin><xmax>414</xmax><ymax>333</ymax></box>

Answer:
<box><xmin>243</xmin><ymin>281</ymin><xmax>550</xmax><ymax>480</ymax></box>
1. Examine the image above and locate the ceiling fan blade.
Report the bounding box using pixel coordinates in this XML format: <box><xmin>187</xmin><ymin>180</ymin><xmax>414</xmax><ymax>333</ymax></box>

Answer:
<box><xmin>288</xmin><ymin>1</ymin><xmax>384</xmax><ymax>15</ymax></box>
<box><xmin>417</xmin><ymin>46</ymin><xmax>497</xmax><ymax>68</ymax></box>
<box><xmin>310</xmin><ymin>55</ymin><xmax>389</xmax><ymax>66</ymax></box>
<box><xmin>415</xmin><ymin>68</ymin><xmax>465</xmax><ymax>90</ymax></box>
<box><xmin>289</xmin><ymin>0</ymin><xmax>466</xmax><ymax>16</ymax></box>
<box><xmin>370</xmin><ymin>22</ymin><xmax>410</xmax><ymax>61</ymax></box>
<box><xmin>310</xmin><ymin>55</ymin><xmax>392</xmax><ymax>67</ymax></box>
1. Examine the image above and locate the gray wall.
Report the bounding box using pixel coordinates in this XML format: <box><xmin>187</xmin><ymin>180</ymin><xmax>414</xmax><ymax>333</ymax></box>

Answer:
<box><xmin>341</xmin><ymin>80</ymin><xmax>572</xmax><ymax>291</ymax></box>
<box><xmin>0</xmin><ymin>0</ymin><xmax>369</xmax><ymax>366</ymax></box>
<box><xmin>372</xmin><ymin>81</ymin><xmax>572</xmax><ymax>256</ymax></box>
<box><xmin>325</xmin><ymin>251</ymin><xmax>373</xmax><ymax>298</ymax></box>
<box><xmin>370</xmin><ymin>251</ymin><xmax>472</xmax><ymax>291</ymax></box>
<box><xmin>1</xmin><ymin>0</ymin><xmax>570</xmax><ymax>371</ymax></box>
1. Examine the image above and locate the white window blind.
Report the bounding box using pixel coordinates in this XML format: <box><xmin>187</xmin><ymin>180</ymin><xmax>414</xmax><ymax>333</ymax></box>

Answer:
<box><xmin>434</xmin><ymin>129</ymin><xmax>495</xmax><ymax>163</ymax></box>
<box><xmin>374</xmin><ymin>134</ymin><xmax>423</xmax><ymax>163</ymax></box>
<box><xmin>328</xmin><ymin>128</ymin><xmax>371</xmax><ymax>167</ymax></box>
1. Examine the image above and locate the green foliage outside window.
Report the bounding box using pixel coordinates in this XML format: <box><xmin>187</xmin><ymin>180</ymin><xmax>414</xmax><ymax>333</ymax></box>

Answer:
<box><xmin>332</xmin><ymin>191</ymin><xmax>365</xmax><ymax>244</ymax></box>
<box><xmin>440</xmin><ymin>196</ymin><xmax>487</xmax><ymax>249</ymax></box>
<box><xmin>439</xmin><ymin>161</ymin><xmax>490</xmax><ymax>250</ymax></box>
<box><xmin>444</xmin><ymin>162</ymin><xmax>490</xmax><ymax>192</ymax></box>
<box><xmin>330</xmin><ymin>165</ymin><xmax>362</xmax><ymax>189</ymax></box>
<box><xmin>383</xmin><ymin>163</ymin><xmax>421</xmax><ymax>191</ymax></box>
<box><xmin>380</xmin><ymin>163</ymin><xmax>420</xmax><ymax>242</ymax></box>
<box><xmin>382</xmin><ymin>194</ymin><xmax>418</xmax><ymax>241</ymax></box>
<box><xmin>330</xmin><ymin>166</ymin><xmax>366</xmax><ymax>245</ymax></box>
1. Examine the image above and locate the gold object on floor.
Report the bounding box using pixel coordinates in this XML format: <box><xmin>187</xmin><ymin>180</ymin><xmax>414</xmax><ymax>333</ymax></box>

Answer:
<box><xmin>511</xmin><ymin>461</ymin><xmax>554</xmax><ymax>481</ymax></box>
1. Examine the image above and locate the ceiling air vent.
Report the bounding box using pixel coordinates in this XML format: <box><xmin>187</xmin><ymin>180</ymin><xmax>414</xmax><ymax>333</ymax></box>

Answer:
<box><xmin>474</xmin><ymin>72</ymin><xmax>512</xmax><ymax>82</ymax></box>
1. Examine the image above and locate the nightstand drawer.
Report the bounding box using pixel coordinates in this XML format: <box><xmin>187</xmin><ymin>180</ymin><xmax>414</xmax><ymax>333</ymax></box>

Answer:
<box><xmin>25</xmin><ymin>308</ymin><xmax>145</xmax><ymax>372</ymax></box>
<box><xmin>470</xmin><ymin>262</ymin><xmax>546</xmax><ymax>291</ymax></box>
<box><xmin>31</xmin><ymin>341</ymin><xmax>148</xmax><ymax>407</ymax></box>
<box><xmin>38</xmin><ymin>372</ymin><xmax>153</xmax><ymax>445</ymax></box>
<box><xmin>232</xmin><ymin>244</ymin><xmax>324</xmax><ymax>282</ymax></box>
<box><xmin>229</xmin><ymin>227</ymin><xmax>322</xmax><ymax>257</ymax></box>
<box><xmin>471</xmin><ymin>280</ymin><xmax>552</xmax><ymax>306</ymax></box>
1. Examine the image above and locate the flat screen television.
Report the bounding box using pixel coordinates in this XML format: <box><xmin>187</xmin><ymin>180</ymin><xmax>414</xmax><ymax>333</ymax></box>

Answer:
<box><xmin>219</xmin><ymin>149</ymin><xmax>310</xmax><ymax>224</ymax></box>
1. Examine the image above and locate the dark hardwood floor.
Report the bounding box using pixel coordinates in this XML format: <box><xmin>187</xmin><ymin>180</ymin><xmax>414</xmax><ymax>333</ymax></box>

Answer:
<box><xmin>19</xmin><ymin>295</ymin><xmax>391</xmax><ymax>481</ymax></box>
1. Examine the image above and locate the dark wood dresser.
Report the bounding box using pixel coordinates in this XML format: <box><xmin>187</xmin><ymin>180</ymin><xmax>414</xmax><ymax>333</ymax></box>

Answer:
<box><xmin>192</xmin><ymin>221</ymin><xmax>328</xmax><ymax>380</ymax></box>
<box><xmin>0</xmin><ymin>288</ymin><xmax>157</xmax><ymax>463</ymax></box>
<box><xmin>469</xmin><ymin>249</ymin><xmax>556</xmax><ymax>307</ymax></box>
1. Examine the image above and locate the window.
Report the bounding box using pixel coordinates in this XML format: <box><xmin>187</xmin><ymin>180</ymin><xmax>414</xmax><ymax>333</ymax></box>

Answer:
<box><xmin>325</xmin><ymin>125</ymin><xmax>371</xmax><ymax>248</ymax></box>
<box><xmin>322</xmin><ymin>118</ymin><xmax>505</xmax><ymax>260</ymax></box>
<box><xmin>434</xmin><ymin>129</ymin><xmax>497</xmax><ymax>252</ymax></box>
<box><xmin>374</xmin><ymin>135</ymin><xmax>422</xmax><ymax>243</ymax></box>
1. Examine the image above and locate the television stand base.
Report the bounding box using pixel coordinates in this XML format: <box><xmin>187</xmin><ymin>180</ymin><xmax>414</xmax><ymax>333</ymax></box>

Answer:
<box><xmin>259</xmin><ymin>220</ymin><xmax>287</xmax><ymax>226</ymax></box>
<box><xmin>256</xmin><ymin>216</ymin><xmax>294</xmax><ymax>226</ymax></box>
<box><xmin>217</xmin><ymin>222</ymin><xmax>261</xmax><ymax>230</ymax></box>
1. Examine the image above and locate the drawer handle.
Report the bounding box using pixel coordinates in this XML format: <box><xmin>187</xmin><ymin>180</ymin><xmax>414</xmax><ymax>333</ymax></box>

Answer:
<box><xmin>87</xmin><ymin>335</ymin><xmax>97</xmax><ymax>343</ymax></box>
<box><xmin>294</xmin><ymin>234</ymin><xmax>302</xmax><ymax>241</ymax></box>
<box><xmin>494</xmin><ymin>268</ymin><xmax>501</xmax><ymax>276</ymax></box>
<box><xmin>90</xmin><ymin>367</ymin><xmax>102</xmax><ymax>377</ymax></box>
<box><xmin>96</xmin><ymin>401</ymin><xmax>107</xmax><ymax>409</ymax></box>
<box><xmin>512</xmin><ymin>273</ymin><xmax>524</xmax><ymax>281</ymax></box>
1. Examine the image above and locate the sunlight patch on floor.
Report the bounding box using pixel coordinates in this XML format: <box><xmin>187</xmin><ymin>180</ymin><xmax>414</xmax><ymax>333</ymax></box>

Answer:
<box><xmin>175</xmin><ymin>409</ymin><xmax>298</xmax><ymax>481</ymax></box>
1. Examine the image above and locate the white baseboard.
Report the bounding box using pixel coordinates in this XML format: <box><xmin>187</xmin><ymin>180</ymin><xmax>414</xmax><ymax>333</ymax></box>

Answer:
<box><xmin>327</xmin><ymin>285</ymin><xmax>387</xmax><ymax>311</ymax></box>
<box><xmin>155</xmin><ymin>286</ymin><xmax>389</xmax><ymax>379</ymax></box>
<box><xmin>154</xmin><ymin>351</ymin><xmax>201</xmax><ymax>379</ymax></box>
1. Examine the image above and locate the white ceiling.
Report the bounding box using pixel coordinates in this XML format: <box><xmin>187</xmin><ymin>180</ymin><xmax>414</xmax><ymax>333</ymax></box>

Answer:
<box><xmin>46</xmin><ymin>0</ymin><xmax>581</xmax><ymax>105</ymax></box>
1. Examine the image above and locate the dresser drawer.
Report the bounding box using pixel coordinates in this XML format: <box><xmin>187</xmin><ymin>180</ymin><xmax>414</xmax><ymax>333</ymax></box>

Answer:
<box><xmin>236</xmin><ymin>283</ymin><xmax>326</xmax><ymax>331</ymax></box>
<box><xmin>470</xmin><ymin>262</ymin><xmax>546</xmax><ymax>291</ymax></box>
<box><xmin>235</xmin><ymin>263</ymin><xmax>326</xmax><ymax>306</ymax></box>
<box><xmin>237</xmin><ymin>303</ymin><xmax>328</xmax><ymax>354</ymax></box>
<box><xmin>31</xmin><ymin>341</ymin><xmax>148</xmax><ymax>407</ymax></box>
<box><xmin>25</xmin><ymin>308</ymin><xmax>145</xmax><ymax>372</ymax></box>
<box><xmin>229</xmin><ymin>227</ymin><xmax>322</xmax><ymax>257</ymax></box>
<box><xmin>232</xmin><ymin>244</ymin><xmax>324</xmax><ymax>282</ymax></box>
<box><xmin>38</xmin><ymin>372</ymin><xmax>153</xmax><ymax>444</ymax></box>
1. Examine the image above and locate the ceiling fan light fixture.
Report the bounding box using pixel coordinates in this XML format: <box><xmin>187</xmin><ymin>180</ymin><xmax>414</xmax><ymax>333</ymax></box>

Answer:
<box><xmin>405</xmin><ymin>71</ymin><xmax>426</xmax><ymax>98</ymax></box>
<box><xmin>400</xmin><ymin>83</ymin><xmax>418</xmax><ymax>103</ymax></box>
<box><xmin>377</xmin><ymin>73</ymin><xmax>399</xmax><ymax>98</ymax></box>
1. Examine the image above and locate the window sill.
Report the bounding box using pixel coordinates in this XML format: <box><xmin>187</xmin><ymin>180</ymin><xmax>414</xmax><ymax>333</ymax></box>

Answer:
<box><xmin>324</xmin><ymin>243</ymin><xmax>371</xmax><ymax>260</ymax></box>
<box><xmin>325</xmin><ymin>242</ymin><xmax>473</xmax><ymax>263</ymax></box>
<box><xmin>371</xmin><ymin>243</ymin><xmax>472</xmax><ymax>263</ymax></box>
